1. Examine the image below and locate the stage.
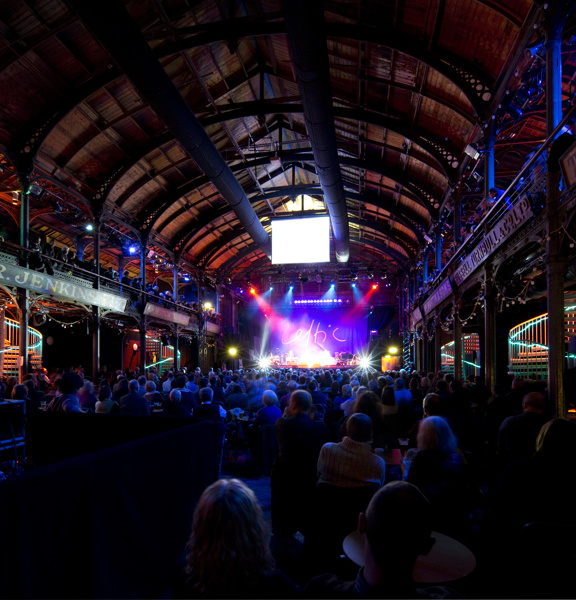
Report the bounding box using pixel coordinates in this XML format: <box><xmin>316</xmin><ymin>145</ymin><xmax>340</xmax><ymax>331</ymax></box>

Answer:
<box><xmin>270</xmin><ymin>360</ymin><xmax>359</xmax><ymax>370</ymax></box>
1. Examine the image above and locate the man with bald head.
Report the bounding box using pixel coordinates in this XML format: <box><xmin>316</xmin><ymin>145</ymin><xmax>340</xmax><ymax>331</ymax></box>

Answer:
<box><xmin>317</xmin><ymin>412</ymin><xmax>386</xmax><ymax>488</ymax></box>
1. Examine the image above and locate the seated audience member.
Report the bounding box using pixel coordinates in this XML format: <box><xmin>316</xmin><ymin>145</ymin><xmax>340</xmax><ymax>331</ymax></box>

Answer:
<box><xmin>172</xmin><ymin>375</ymin><xmax>197</xmax><ymax>411</ymax></box>
<box><xmin>308</xmin><ymin>379</ymin><xmax>327</xmax><ymax>406</ymax></box>
<box><xmin>95</xmin><ymin>385</ymin><xmax>119</xmax><ymax>414</ymax></box>
<box><xmin>162</xmin><ymin>370</ymin><xmax>175</xmax><ymax>393</ymax></box>
<box><xmin>112</xmin><ymin>376</ymin><xmax>129</xmax><ymax>401</ymax></box>
<box><xmin>45</xmin><ymin>371</ymin><xmax>85</xmax><ymax>413</ymax></box>
<box><xmin>175</xmin><ymin>478</ymin><xmax>301</xmax><ymax>599</ymax></box>
<box><xmin>192</xmin><ymin>387</ymin><xmax>226</xmax><ymax>442</ymax></box>
<box><xmin>11</xmin><ymin>383</ymin><xmax>28</xmax><ymax>402</ymax></box>
<box><xmin>403</xmin><ymin>416</ymin><xmax>467</xmax><ymax>535</ymax></box>
<box><xmin>271</xmin><ymin>389</ymin><xmax>332</xmax><ymax>537</ymax></box>
<box><xmin>136</xmin><ymin>375</ymin><xmax>147</xmax><ymax>397</ymax></box>
<box><xmin>119</xmin><ymin>378</ymin><xmax>150</xmax><ymax>416</ymax></box>
<box><xmin>487</xmin><ymin>418</ymin><xmax>576</xmax><ymax>598</ymax></box>
<box><xmin>304</xmin><ymin>481</ymin><xmax>461</xmax><ymax>599</ymax></box>
<box><xmin>407</xmin><ymin>393</ymin><xmax>451</xmax><ymax>448</ymax></box>
<box><xmin>348</xmin><ymin>391</ymin><xmax>386</xmax><ymax>449</ymax></box>
<box><xmin>254</xmin><ymin>390</ymin><xmax>282</xmax><ymax>428</ymax></box>
<box><xmin>225</xmin><ymin>384</ymin><xmax>249</xmax><ymax>412</ymax></box>
<box><xmin>143</xmin><ymin>380</ymin><xmax>164</xmax><ymax>408</ymax></box>
<box><xmin>496</xmin><ymin>391</ymin><xmax>548</xmax><ymax>470</ymax></box>
<box><xmin>78</xmin><ymin>380</ymin><xmax>97</xmax><ymax>411</ymax></box>
<box><xmin>489</xmin><ymin>417</ymin><xmax>576</xmax><ymax>535</ymax></box>
<box><xmin>162</xmin><ymin>389</ymin><xmax>192</xmax><ymax>417</ymax></box>
<box><xmin>185</xmin><ymin>372</ymin><xmax>198</xmax><ymax>393</ymax></box>
<box><xmin>279</xmin><ymin>379</ymin><xmax>298</xmax><ymax>413</ymax></box>
<box><xmin>395</xmin><ymin>377</ymin><xmax>420</xmax><ymax>435</ymax></box>
<box><xmin>336</xmin><ymin>384</ymin><xmax>354</xmax><ymax>415</ymax></box>
<box><xmin>317</xmin><ymin>413</ymin><xmax>385</xmax><ymax>488</ymax></box>
<box><xmin>23</xmin><ymin>378</ymin><xmax>45</xmax><ymax>413</ymax></box>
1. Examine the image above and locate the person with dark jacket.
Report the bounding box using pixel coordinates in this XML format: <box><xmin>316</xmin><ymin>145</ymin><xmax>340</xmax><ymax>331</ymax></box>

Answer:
<box><xmin>192</xmin><ymin>387</ymin><xmax>226</xmax><ymax>442</ymax></box>
<box><xmin>119</xmin><ymin>379</ymin><xmax>150</xmax><ymax>416</ymax></box>
<box><xmin>271</xmin><ymin>389</ymin><xmax>332</xmax><ymax>537</ymax></box>
<box><xmin>162</xmin><ymin>389</ymin><xmax>192</xmax><ymax>418</ymax></box>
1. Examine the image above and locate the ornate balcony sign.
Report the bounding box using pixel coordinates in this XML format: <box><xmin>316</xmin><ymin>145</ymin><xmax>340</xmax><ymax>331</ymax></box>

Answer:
<box><xmin>144</xmin><ymin>302</ymin><xmax>190</xmax><ymax>326</ymax></box>
<box><xmin>0</xmin><ymin>261</ymin><xmax>126</xmax><ymax>312</ymax></box>
<box><xmin>422</xmin><ymin>278</ymin><xmax>453</xmax><ymax>317</ymax></box>
<box><xmin>206</xmin><ymin>321</ymin><xmax>220</xmax><ymax>333</ymax></box>
<box><xmin>453</xmin><ymin>196</ymin><xmax>533</xmax><ymax>286</ymax></box>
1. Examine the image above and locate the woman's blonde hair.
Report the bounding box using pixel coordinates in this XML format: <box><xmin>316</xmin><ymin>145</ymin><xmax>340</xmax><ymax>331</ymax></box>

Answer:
<box><xmin>185</xmin><ymin>478</ymin><xmax>275</xmax><ymax>595</ymax></box>
<box><xmin>417</xmin><ymin>415</ymin><xmax>458</xmax><ymax>453</ymax></box>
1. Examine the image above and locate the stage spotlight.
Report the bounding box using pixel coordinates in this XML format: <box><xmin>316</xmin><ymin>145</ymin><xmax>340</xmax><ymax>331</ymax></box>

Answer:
<box><xmin>269</xmin><ymin>286</ymin><xmax>274</xmax><ymax>291</ymax></box>
<box><xmin>85</xmin><ymin>223</ymin><xmax>94</xmax><ymax>232</ymax></box>
<box><xmin>359</xmin><ymin>356</ymin><xmax>371</xmax><ymax>369</ymax></box>
<box><xmin>289</xmin><ymin>282</ymin><xmax>294</xmax><ymax>290</ymax></box>
<box><xmin>352</xmin><ymin>282</ymin><xmax>356</xmax><ymax>287</ymax></box>
<box><xmin>203</xmin><ymin>302</ymin><xmax>212</xmax><ymax>310</ymax></box>
<box><xmin>250</xmin><ymin>287</ymin><xmax>256</xmax><ymax>294</ymax></box>
<box><xmin>258</xmin><ymin>356</ymin><xmax>270</xmax><ymax>369</ymax></box>
<box><xmin>330</xmin><ymin>281</ymin><xmax>335</xmax><ymax>288</ymax></box>
<box><xmin>372</xmin><ymin>283</ymin><xmax>378</xmax><ymax>290</ymax></box>
<box><xmin>388</xmin><ymin>346</ymin><xmax>398</xmax><ymax>354</ymax></box>
<box><xmin>229</xmin><ymin>347</ymin><xmax>237</xmax><ymax>356</ymax></box>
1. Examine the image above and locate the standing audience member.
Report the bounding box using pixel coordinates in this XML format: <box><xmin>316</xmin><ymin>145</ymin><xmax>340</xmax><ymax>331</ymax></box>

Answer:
<box><xmin>175</xmin><ymin>478</ymin><xmax>301</xmax><ymax>599</ymax></box>
<box><xmin>271</xmin><ymin>389</ymin><xmax>332</xmax><ymax>537</ymax></box>
<box><xmin>496</xmin><ymin>391</ymin><xmax>548</xmax><ymax>471</ymax></box>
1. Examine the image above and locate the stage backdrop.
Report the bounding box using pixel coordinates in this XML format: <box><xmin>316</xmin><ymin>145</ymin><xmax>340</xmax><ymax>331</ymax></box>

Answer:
<box><xmin>260</xmin><ymin>306</ymin><xmax>370</xmax><ymax>366</ymax></box>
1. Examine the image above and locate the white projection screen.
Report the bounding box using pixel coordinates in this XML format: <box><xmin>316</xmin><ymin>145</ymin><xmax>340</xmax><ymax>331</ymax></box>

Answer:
<box><xmin>271</xmin><ymin>215</ymin><xmax>331</xmax><ymax>264</ymax></box>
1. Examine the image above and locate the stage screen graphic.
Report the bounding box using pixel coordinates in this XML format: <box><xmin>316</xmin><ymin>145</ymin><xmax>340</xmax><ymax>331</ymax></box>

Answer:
<box><xmin>271</xmin><ymin>215</ymin><xmax>330</xmax><ymax>264</ymax></box>
<box><xmin>262</xmin><ymin>306</ymin><xmax>369</xmax><ymax>366</ymax></box>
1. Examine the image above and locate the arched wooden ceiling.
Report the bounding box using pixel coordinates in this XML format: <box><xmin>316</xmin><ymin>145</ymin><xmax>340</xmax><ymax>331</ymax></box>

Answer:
<box><xmin>0</xmin><ymin>0</ymin><xmax>573</xmax><ymax>289</ymax></box>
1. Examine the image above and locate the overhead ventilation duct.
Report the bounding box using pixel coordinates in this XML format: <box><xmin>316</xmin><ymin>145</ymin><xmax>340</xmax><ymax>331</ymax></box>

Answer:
<box><xmin>281</xmin><ymin>0</ymin><xmax>350</xmax><ymax>263</ymax></box>
<box><xmin>70</xmin><ymin>0</ymin><xmax>271</xmax><ymax>259</ymax></box>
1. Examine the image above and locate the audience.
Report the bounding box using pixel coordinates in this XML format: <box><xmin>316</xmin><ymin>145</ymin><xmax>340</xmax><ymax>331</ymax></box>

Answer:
<box><xmin>5</xmin><ymin>361</ymin><xmax>573</xmax><ymax>598</ymax></box>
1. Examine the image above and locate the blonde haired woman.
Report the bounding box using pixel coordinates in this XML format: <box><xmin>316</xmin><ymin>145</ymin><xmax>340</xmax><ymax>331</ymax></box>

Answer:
<box><xmin>178</xmin><ymin>478</ymin><xmax>301</xmax><ymax>598</ymax></box>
